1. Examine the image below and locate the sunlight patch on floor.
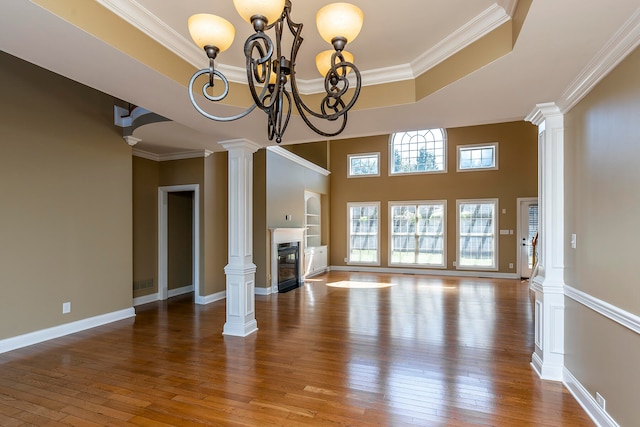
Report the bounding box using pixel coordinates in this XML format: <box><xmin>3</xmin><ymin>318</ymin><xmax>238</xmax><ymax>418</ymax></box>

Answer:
<box><xmin>327</xmin><ymin>281</ymin><xmax>395</xmax><ymax>289</ymax></box>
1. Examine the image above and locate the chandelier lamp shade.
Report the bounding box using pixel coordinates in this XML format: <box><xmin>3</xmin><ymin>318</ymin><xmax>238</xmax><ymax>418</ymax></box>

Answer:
<box><xmin>187</xmin><ymin>0</ymin><xmax>364</xmax><ymax>143</ymax></box>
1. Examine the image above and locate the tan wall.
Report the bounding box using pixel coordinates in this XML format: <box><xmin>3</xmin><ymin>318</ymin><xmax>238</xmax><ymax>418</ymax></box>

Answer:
<box><xmin>133</xmin><ymin>157</ymin><xmax>159</xmax><ymax>297</ymax></box>
<box><xmin>329</xmin><ymin>121</ymin><xmax>538</xmax><ymax>272</ymax></box>
<box><xmin>564</xmin><ymin>45</ymin><xmax>640</xmax><ymax>426</ymax></box>
<box><xmin>168</xmin><ymin>191</ymin><xmax>193</xmax><ymax>290</ymax></box>
<box><xmin>133</xmin><ymin>154</ymin><xmax>228</xmax><ymax>298</ymax></box>
<box><xmin>253</xmin><ymin>150</ymin><xmax>269</xmax><ymax>289</ymax></box>
<box><xmin>0</xmin><ymin>51</ymin><xmax>132</xmax><ymax>339</ymax></box>
<box><xmin>204</xmin><ymin>152</ymin><xmax>228</xmax><ymax>295</ymax></box>
<box><xmin>252</xmin><ymin>149</ymin><xmax>330</xmax><ymax>288</ymax></box>
<box><xmin>283</xmin><ymin>141</ymin><xmax>329</xmax><ymax>170</ymax></box>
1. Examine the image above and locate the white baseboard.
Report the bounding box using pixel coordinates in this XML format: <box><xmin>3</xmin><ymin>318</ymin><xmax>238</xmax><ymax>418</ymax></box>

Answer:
<box><xmin>255</xmin><ymin>286</ymin><xmax>274</xmax><ymax>296</ymax></box>
<box><xmin>168</xmin><ymin>284</ymin><xmax>193</xmax><ymax>298</ymax></box>
<box><xmin>563</xmin><ymin>368</ymin><xmax>620</xmax><ymax>427</ymax></box>
<box><xmin>330</xmin><ymin>265</ymin><xmax>519</xmax><ymax>279</ymax></box>
<box><xmin>133</xmin><ymin>292</ymin><xmax>159</xmax><ymax>306</ymax></box>
<box><xmin>195</xmin><ymin>290</ymin><xmax>226</xmax><ymax>305</ymax></box>
<box><xmin>0</xmin><ymin>308</ymin><xmax>136</xmax><ymax>354</ymax></box>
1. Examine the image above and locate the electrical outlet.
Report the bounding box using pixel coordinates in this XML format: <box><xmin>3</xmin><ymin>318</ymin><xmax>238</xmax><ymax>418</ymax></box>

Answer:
<box><xmin>62</xmin><ymin>302</ymin><xmax>71</xmax><ymax>314</ymax></box>
<box><xmin>452</xmin><ymin>261</ymin><xmax>457</xmax><ymax>267</ymax></box>
<box><xmin>571</xmin><ymin>233</ymin><xmax>577</xmax><ymax>249</ymax></box>
<box><xmin>595</xmin><ymin>392</ymin><xmax>606</xmax><ymax>410</ymax></box>
<box><xmin>509</xmin><ymin>263</ymin><xmax>514</xmax><ymax>269</ymax></box>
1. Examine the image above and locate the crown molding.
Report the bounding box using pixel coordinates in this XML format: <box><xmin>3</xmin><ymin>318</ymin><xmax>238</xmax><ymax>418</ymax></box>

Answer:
<box><xmin>497</xmin><ymin>0</ymin><xmax>519</xmax><ymax>17</ymax></box>
<box><xmin>267</xmin><ymin>146</ymin><xmax>330</xmax><ymax>176</ymax></box>
<box><xmin>132</xmin><ymin>148</ymin><xmax>212</xmax><ymax>162</ymax></box>
<box><xmin>411</xmin><ymin>4</ymin><xmax>510</xmax><ymax>77</ymax></box>
<box><xmin>558</xmin><ymin>7</ymin><xmax>640</xmax><ymax>113</ymax></box>
<box><xmin>97</xmin><ymin>0</ymin><xmax>514</xmax><ymax>96</ymax></box>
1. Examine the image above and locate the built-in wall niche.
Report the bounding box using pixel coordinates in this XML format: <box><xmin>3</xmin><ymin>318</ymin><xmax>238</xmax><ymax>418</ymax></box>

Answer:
<box><xmin>304</xmin><ymin>190</ymin><xmax>328</xmax><ymax>277</ymax></box>
<box><xmin>305</xmin><ymin>191</ymin><xmax>322</xmax><ymax>248</ymax></box>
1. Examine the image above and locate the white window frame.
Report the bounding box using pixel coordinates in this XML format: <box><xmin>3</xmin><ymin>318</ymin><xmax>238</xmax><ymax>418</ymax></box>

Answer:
<box><xmin>348</xmin><ymin>152</ymin><xmax>380</xmax><ymax>178</ymax></box>
<box><xmin>457</xmin><ymin>142</ymin><xmax>499</xmax><ymax>172</ymax></box>
<box><xmin>388</xmin><ymin>200</ymin><xmax>447</xmax><ymax>268</ymax></box>
<box><xmin>347</xmin><ymin>202</ymin><xmax>380</xmax><ymax>265</ymax></box>
<box><xmin>456</xmin><ymin>198</ymin><xmax>499</xmax><ymax>271</ymax></box>
<box><xmin>389</xmin><ymin>129</ymin><xmax>447</xmax><ymax>176</ymax></box>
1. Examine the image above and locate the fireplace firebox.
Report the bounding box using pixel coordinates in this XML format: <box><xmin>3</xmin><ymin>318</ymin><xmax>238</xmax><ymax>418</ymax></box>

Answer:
<box><xmin>277</xmin><ymin>242</ymin><xmax>300</xmax><ymax>293</ymax></box>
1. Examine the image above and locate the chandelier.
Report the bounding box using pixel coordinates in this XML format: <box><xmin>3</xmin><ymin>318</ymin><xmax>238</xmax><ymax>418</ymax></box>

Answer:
<box><xmin>187</xmin><ymin>0</ymin><xmax>364</xmax><ymax>143</ymax></box>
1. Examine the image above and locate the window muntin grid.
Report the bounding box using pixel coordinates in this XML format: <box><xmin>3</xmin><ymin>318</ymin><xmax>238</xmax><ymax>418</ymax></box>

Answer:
<box><xmin>457</xmin><ymin>200</ymin><xmax>498</xmax><ymax>269</ymax></box>
<box><xmin>390</xmin><ymin>202</ymin><xmax>446</xmax><ymax>267</ymax></box>
<box><xmin>348</xmin><ymin>153</ymin><xmax>380</xmax><ymax>177</ymax></box>
<box><xmin>348</xmin><ymin>203</ymin><xmax>379</xmax><ymax>264</ymax></box>
<box><xmin>458</xmin><ymin>143</ymin><xmax>498</xmax><ymax>171</ymax></box>
<box><xmin>390</xmin><ymin>129</ymin><xmax>446</xmax><ymax>174</ymax></box>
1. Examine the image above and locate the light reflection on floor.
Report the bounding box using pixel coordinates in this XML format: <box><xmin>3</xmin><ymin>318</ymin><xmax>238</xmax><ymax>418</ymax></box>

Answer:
<box><xmin>316</xmin><ymin>274</ymin><xmax>504</xmax><ymax>422</ymax></box>
<box><xmin>327</xmin><ymin>280</ymin><xmax>395</xmax><ymax>289</ymax></box>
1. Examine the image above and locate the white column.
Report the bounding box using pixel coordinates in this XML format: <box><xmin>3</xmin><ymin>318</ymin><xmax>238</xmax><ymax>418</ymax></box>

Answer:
<box><xmin>219</xmin><ymin>139</ymin><xmax>261</xmax><ymax>337</ymax></box>
<box><xmin>526</xmin><ymin>103</ymin><xmax>565</xmax><ymax>381</ymax></box>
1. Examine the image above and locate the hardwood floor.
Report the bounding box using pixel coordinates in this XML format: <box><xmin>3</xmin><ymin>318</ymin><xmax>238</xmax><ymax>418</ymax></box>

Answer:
<box><xmin>0</xmin><ymin>271</ymin><xmax>593</xmax><ymax>426</ymax></box>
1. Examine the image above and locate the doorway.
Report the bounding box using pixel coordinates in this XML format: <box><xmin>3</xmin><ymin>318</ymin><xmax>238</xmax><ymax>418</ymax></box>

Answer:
<box><xmin>517</xmin><ymin>197</ymin><xmax>538</xmax><ymax>279</ymax></box>
<box><xmin>158</xmin><ymin>185</ymin><xmax>202</xmax><ymax>302</ymax></box>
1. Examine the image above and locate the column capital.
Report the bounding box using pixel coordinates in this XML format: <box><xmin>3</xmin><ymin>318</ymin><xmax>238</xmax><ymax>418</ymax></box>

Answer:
<box><xmin>123</xmin><ymin>135</ymin><xmax>141</xmax><ymax>146</ymax></box>
<box><xmin>218</xmin><ymin>138</ymin><xmax>262</xmax><ymax>153</ymax></box>
<box><xmin>525</xmin><ymin>102</ymin><xmax>563</xmax><ymax>127</ymax></box>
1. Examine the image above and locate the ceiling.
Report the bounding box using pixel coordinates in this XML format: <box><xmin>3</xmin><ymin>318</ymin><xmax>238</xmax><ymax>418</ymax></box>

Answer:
<box><xmin>2</xmin><ymin>0</ymin><xmax>640</xmax><ymax>155</ymax></box>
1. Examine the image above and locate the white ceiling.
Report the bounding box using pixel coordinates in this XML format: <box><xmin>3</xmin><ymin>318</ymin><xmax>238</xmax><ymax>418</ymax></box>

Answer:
<box><xmin>2</xmin><ymin>0</ymin><xmax>640</xmax><ymax>155</ymax></box>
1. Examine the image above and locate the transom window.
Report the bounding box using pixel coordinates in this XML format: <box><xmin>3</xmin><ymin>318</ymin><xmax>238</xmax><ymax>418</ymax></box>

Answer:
<box><xmin>347</xmin><ymin>202</ymin><xmax>380</xmax><ymax>265</ymax></box>
<box><xmin>457</xmin><ymin>143</ymin><xmax>498</xmax><ymax>171</ymax></box>
<box><xmin>348</xmin><ymin>153</ymin><xmax>380</xmax><ymax>177</ymax></box>
<box><xmin>457</xmin><ymin>199</ymin><xmax>498</xmax><ymax>270</ymax></box>
<box><xmin>389</xmin><ymin>201</ymin><xmax>446</xmax><ymax>267</ymax></box>
<box><xmin>390</xmin><ymin>128</ymin><xmax>446</xmax><ymax>174</ymax></box>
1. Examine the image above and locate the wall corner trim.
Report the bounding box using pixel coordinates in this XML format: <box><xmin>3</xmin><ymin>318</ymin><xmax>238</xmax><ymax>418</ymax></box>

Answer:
<box><xmin>267</xmin><ymin>146</ymin><xmax>331</xmax><ymax>176</ymax></box>
<box><xmin>563</xmin><ymin>368</ymin><xmax>621</xmax><ymax>427</ymax></box>
<box><xmin>0</xmin><ymin>308</ymin><xmax>136</xmax><ymax>355</ymax></box>
<box><xmin>564</xmin><ymin>285</ymin><xmax>640</xmax><ymax>335</ymax></box>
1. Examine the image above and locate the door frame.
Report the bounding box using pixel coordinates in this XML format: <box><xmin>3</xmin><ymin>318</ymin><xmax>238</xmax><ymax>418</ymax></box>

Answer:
<box><xmin>158</xmin><ymin>184</ymin><xmax>201</xmax><ymax>302</ymax></box>
<box><xmin>516</xmin><ymin>197</ymin><xmax>538</xmax><ymax>278</ymax></box>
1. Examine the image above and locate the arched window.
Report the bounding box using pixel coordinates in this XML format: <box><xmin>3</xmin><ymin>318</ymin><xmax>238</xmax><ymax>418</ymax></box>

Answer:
<box><xmin>390</xmin><ymin>128</ymin><xmax>446</xmax><ymax>174</ymax></box>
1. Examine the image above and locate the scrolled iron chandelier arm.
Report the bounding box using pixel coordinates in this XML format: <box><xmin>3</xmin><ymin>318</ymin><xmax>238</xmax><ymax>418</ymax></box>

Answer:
<box><xmin>186</xmin><ymin>0</ymin><xmax>364</xmax><ymax>143</ymax></box>
<box><xmin>288</xmin><ymin>50</ymin><xmax>362</xmax><ymax>138</ymax></box>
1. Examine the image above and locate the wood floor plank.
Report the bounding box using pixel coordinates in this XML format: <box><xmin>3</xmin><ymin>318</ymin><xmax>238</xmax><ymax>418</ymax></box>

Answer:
<box><xmin>0</xmin><ymin>272</ymin><xmax>595</xmax><ymax>426</ymax></box>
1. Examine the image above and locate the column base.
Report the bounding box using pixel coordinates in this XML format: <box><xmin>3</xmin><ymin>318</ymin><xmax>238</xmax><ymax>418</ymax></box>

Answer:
<box><xmin>223</xmin><ymin>319</ymin><xmax>258</xmax><ymax>337</ymax></box>
<box><xmin>531</xmin><ymin>352</ymin><xmax>564</xmax><ymax>381</ymax></box>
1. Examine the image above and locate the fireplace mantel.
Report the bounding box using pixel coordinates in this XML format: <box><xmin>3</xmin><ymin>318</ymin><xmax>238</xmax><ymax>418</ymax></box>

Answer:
<box><xmin>269</xmin><ymin>227</ymin><xmax>306</xmax><ymax>244</ymax></box>
<box><xmin>269</xmin><ymin>228</ymin><xmax>305</xmax><ymax>293</ymax></box>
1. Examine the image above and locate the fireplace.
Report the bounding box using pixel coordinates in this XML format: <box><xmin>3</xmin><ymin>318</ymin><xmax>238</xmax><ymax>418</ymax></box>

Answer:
<box><xmin>277</xmin><ymin>242</ymin><xmax>300</xmax><ymax>293</ymax></box>
<box><xmin>269</xmin><ymin>228</ymin><xmax>305</xmax><ymax>294</ymax></box>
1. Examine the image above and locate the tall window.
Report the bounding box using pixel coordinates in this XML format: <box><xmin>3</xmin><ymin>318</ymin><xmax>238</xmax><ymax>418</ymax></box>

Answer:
<box><xmin>389</xmin><ymin>201</ymin><xmax>446</xmax><ymax>267</ymax></box>
<box><xmin>347</xmin><ymin>202</ymin><xmax>379</xmax><ymax>264</ymax></box>
<box><xmin>457</xmin><ymin>199</ymin><xmax>498</xmax><ymax>269</ymax></box>
<box><xmin>390</xmin><ymin>128</ymin><xmax>446</xmax><ymax>174</ymax></box>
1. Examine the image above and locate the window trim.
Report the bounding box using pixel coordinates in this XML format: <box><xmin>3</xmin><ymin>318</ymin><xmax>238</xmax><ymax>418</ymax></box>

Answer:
<box><xmin>456</xmin><ymin>142</ymin><xmax>499</xmax><ymax>172</ymax></box>
<box><xmin>347</xmin><ymin>152</ymin><xmax>380</xmax><ymax>178</ymax></box>
<box><xmin>347</xmin><ymin>202</ymin><xmax>380</xmax><ymax>266</ymax></box>
<box><xmin>389</xmin><ymin>128</ymin><xmax>448</xmax><ymax>176</ymax></box>
<box><xmin>456</xmin><ymin>198</ymin><xmax>499</xmax><ymax>271</ymax></box>
<box><xmin>388</xmin><ymin>200</ymin><xmax>447</xmax><ymax>268</ymax></box>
